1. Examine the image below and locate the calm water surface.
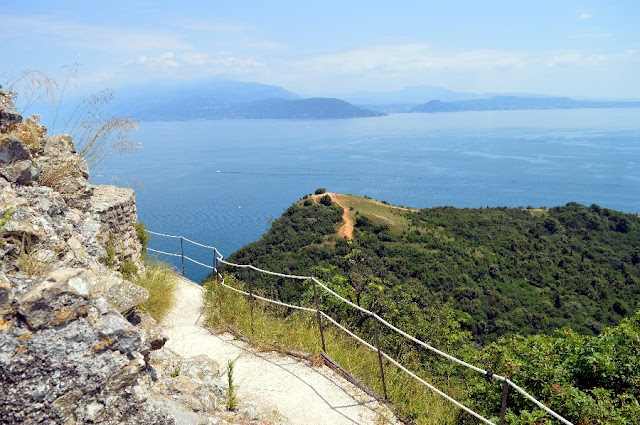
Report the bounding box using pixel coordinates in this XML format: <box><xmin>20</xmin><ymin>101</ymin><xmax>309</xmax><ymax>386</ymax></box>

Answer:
<box><xmin>95</xmin><ymin>109</ymin><xmax>640</xmax><ymax>281</ymax></box>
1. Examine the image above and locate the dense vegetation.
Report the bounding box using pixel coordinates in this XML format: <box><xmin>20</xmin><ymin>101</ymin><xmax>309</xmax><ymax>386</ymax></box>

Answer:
<box><xmin>470</xmin><ymin>313</ymin><xmax>640</xmax><ymax>423</ymax></box>
<box><xmin>215</xmin><ymin>195</ymin><xmax>639</xmax><ymax>423</ymax></box>
<box><xmin>224</xmin><ymin>199</ymin><xmax>639</xmax><ymax>344</ymax></box>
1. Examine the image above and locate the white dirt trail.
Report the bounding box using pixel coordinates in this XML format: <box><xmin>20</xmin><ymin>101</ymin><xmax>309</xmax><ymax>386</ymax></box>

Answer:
<box><xmin>162</xmin><ymin>277</ymin><xmax>397</xmax><ymax>425</ymax></box>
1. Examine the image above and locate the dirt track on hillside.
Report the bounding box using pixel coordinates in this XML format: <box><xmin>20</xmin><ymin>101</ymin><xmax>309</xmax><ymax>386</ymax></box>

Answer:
<box><xmin>312</xmin><ymin>192</ymin><xmax>354</xmax><ymax>240</ymax></box>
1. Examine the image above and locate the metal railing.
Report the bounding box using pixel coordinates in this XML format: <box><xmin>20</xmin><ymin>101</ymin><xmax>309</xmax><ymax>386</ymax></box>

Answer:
<box><xmin>146</xmin><ymin>229</ymin><xmax>573</xmax><ymax>425</ymax></box>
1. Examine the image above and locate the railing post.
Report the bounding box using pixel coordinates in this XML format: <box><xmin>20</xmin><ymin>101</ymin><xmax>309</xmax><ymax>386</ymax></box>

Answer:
<box><xmin>372</xmin><ymin>315</ymin><xmax>388</xmax><ymax>400</ymax></box>
<box><xmin>180</xmin><ymin>237</ymin><xmax>185</xmax><ymax>276</ymax></box>
<box><xmin>500</xmin><ymin>379</ymin><xmax>510</xmax><ymax>425</ymax></box>
<box><xmin>215</xmin><ymin>252</ymin><xmax>222</xmax><ymax>316</ymax></box>
<box><xmin>311</xmin><ymin>278</ymin><xmax>326</xmax><ymax>353</ymax></box>
<box><xmin>248</xmin><ymin>267</ymin><xmax>254</xmax><ymax>335</ymax></box>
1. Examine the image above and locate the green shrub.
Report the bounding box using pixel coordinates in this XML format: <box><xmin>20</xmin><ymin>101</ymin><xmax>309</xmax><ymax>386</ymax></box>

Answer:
<box><xmin>319</xmin><ymin>194</ymin><xmax>332</xmax><ymax>206</ymax></box>
<box><xmin>103</xmin><ymin>233</ymin><xmax>116</xmax><ymax>267</ymax></box>
<box><xmin>467</xmin><ymin>312</ymin><xmax>640</xmax><ymax>424</ymax></box>
<box><xmin>315</xmin><ymin>187</ymin><xmax>326</xmax><ymax>195</ymax></box>
<box><xmin>0</xmin><ymin>207</ymin><xmax>13</xmax><ymax>233</ymax></box>
<box><xmin>120</xmin><ymin>260</ymin><xmax>138</xmax><ymax>279</ymax></box>
<box><xmin>135</xmin><ymin>221</ymin><xmax>150</xmax><ymax>258</ymax></box>
<box><xmin>134</xmin><ymin>262</ymin><xmax>178</xmax><ymax>321</ymax></box>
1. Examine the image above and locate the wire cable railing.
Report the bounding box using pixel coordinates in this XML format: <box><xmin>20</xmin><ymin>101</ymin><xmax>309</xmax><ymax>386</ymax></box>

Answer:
<box><xmin>146</xmin><ymin>229</ymin><xmax>573</xmax><ymax>425</ymax></box>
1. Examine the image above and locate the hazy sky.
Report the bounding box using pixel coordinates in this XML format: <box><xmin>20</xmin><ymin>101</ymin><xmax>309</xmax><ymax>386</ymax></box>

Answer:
<box><xmin>1</xmin><ymin>0</ymin><xmax>639</xmax><ymax>98</ymax></box>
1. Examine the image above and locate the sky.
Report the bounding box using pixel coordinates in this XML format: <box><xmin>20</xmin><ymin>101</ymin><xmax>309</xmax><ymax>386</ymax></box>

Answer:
<box><xmin>1</xmin><ymin>0</ymin><xmax>639</xmax><ymax>98</ymax></box>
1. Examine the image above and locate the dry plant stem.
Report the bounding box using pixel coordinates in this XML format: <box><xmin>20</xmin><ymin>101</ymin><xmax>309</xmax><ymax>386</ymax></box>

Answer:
<box><xmin>3</xmin><ymin>70</ymin><xmax>59</xmax><ymax>113</ymax></box>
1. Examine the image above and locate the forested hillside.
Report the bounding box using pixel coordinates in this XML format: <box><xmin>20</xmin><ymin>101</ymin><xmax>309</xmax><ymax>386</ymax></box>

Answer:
<box><xmin>218</xmin><ymin>194</ymin><xmax>640</xmax><ymax>422</ymax></box>
<box><xmin>224</xmin><ymin>196</ymin><xmax>640</xmax><ymax>344</ymax></box>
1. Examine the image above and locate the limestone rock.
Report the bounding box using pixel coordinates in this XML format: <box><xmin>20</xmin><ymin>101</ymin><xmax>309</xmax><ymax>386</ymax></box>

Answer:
<box><xmin>0</xmin><ymin>268</ymin><xmax>174</xmax><ymax>424</ymax></box>
<box><xmin>94</xmin><ymin>311</ymin><xmax>142</xmax><ymax>354</ymax></box>
<box><xmin>66</xmin><ymin>234</ymin><xmax>88</xmax><ymax>262</ymax></box>
<box><xmin>127</xmin><ymin>310</ymin><xmax>168</xmax><ymax>359</ymax></box>
<box><xmin>0</xmin><ymin>159</ymin><xmax>39</xmax><ymax>185</ymax></box>
<box><xmin>0</xmin><ymin>135</ymin><xmax>31</xmax><ymax>164</ymax></box>
<box><xmin>43</xmin><ymin>134</ymin><xmax>77</xmax><ymax>157</ymax></box>
<box><xmin>106</xmin><ymin>353</ymin><xmax>146</xmax><ymax>392</ymax></box>
<box><xmin>0</xmin><ymin>102</ymin><xmax>22</xmax><ymax>133</ymax></box>
<box><xmin>0</xmin><ymin>272</ymin><xmax>11</xmax><ymax>318</ymax></box>
<box><xmin>106</xmin><ymin>278</ymin><xmax>149</xmax><ymax>313</ymax></box>
<box><xmin>17</xmin><ymin>267</ymin><xmax>92</xmax><ymax>330</ymax></box>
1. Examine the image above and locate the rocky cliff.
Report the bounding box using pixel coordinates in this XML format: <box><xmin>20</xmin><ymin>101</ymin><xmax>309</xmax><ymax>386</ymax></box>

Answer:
<box><xmin>0</xmin><ymin>89</ymin><xmax>262</xmax><ymax>424</ymax></box>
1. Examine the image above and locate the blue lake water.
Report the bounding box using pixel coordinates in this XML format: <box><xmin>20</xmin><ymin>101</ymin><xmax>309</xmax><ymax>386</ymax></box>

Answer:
<box><xmin>94</xmin><ymin>109</ymin><xmax>640</xmax><ymax>281</ymax></box>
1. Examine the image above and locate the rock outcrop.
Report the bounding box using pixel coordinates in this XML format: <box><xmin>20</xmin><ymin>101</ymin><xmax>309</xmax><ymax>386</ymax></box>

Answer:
<box><xmin>0</xmin><ymin>87</ymin><xmax>176</xmax><ymax>424</ymax></box>
<box><xmin>0</xmin><ymin>268</ymin><xmax>172</xmax><ymax>424</ymax></box>
<box><xmin>0</xmin><ymin>87</ymin><xmax>269</xmax><ymax>425</ymax></box>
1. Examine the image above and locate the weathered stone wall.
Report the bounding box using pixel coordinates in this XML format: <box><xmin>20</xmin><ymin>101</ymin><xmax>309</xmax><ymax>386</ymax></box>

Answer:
<box><xmin>91</xmin><ymin>185</ymin><xmax>143</xmax><ymax>269</ymax></box>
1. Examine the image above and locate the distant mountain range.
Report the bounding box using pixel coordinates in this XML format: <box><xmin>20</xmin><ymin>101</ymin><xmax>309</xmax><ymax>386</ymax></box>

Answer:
<box><xmin>101</xmin><ymin>80</ymin><xmax>640</xmax><ymax>121</ymax></box>
<box><xmin>342</xmin><ymin>84</ymin><xmax>488</xmax><ymax>105</ymax></box>
<box><xmin>111</xmin><ymin>81</ymin><xmax>381</xmax><ymax>121</ymax></box>
<box><xmin>410</xmin><ymin>96</ymin><xmax>640</xmax><ymax>113</ymax></box>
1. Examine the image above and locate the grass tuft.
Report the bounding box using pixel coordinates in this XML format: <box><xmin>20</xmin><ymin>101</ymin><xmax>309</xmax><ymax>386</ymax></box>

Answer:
<box><xmin>134</xmin><ymin>262</ymin><xmax>178</xmax><ymax>322</ymax></box>
<box><xmin>120</xmin><ymin>259</ymin><xmax>138</xmax><ymax>279</ymax></box>
<box><xmin>17</xmin><ymin>250</ymin><xmax>52</xmax><ymax>276</ymax></box>
<box><xmin>16</xmin><ymin>235</ymin><xmax>52</xmax><ymax>276</ymax></box>
<box><xmin>135</xmin><ymin>222</ymin><xmax>150</xmax><ymax>258</ymax></box>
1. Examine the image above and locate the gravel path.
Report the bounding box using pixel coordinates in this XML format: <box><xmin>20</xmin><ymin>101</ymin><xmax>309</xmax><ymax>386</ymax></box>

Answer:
<box><xmin>162</xmin><ymin>277</ymin><xmax>397</xmax><ymax>425</ymax></box>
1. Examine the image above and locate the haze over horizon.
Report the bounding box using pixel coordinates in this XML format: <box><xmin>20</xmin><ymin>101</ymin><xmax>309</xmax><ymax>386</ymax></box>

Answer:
<box><xmin>1</xmin><ymin>1</ymin><xmax>639</xmax><ymax>100</ymax></box>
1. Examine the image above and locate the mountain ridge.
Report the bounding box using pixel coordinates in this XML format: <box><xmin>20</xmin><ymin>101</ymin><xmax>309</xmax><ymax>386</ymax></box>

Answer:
<box><xmin>410</xmin><ymin>95</ymin><xmax>640</xmax><ymax>113</ymax></box>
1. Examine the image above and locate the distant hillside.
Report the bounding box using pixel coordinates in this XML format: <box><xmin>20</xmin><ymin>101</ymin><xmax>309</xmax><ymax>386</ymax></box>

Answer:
<box><xmin>343</xmin><ymin>84</ymin><xmax>486</xmax><ymax>104</ymax></box>
<box><xmin>411</xmin><ymin>95</ymin><xmax>640</xmax><ymax>113</ymax></box>
<box><xmin>133</xmin><ymin>97</ymin><xmax>383</xmax><ymax>120</ymax></box>
<box><xmin>223</xmin><ymin>195</ymin><xmax>640</xmax><ymax>345</ymax></box>
<box><xmin>228</xmin><ymin>98</ymin><xmax>385</xmax><ymax>119</ymax></box>
<box><xmin>107</xmin><ymin>80</ymin><xmax>383</xmax><ymax>120</ymax></box>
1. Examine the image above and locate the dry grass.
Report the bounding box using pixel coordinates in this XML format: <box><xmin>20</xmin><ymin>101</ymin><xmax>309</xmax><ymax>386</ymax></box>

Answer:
<box><xmin>134</xmin><ymin>262</ymin><xmax>179</xmax><ymax>322</ymax></box>
<box><xmin>204</xmin><ymin>274</ymin><xmax>463</xmax><ymax>424</ymax></box>
<box><xmin>524</xmin><ymin>208</ymin><xmax>549</xmax><ymax>217</ymax></box>
<box><xmin>38</xmin><ymin>157</ymin><xmax>84</xmax><ymax>189</ymax></box>
<box><xmin>4</xmin><ymin>70</ymin><xmax>140</xmax><ymax>172</ymax></box>
<box><xmin>12</xmin><ymin>115</ymin><xmax>46</xmax><ymax>153</ymax></box>
<box><xmin>2</xmin><ymin>69</ymin><xmax>59</xmax><ymax>113</ymax></box>
<box><xmin>17</xmin><ymin>249</ymin><xmax>53</xmax><ymax>276</ymax></box>
<box><xmin>307</xmin><ymin>194</ymin><xmax>414</xmax><ymax>234</ymax></box>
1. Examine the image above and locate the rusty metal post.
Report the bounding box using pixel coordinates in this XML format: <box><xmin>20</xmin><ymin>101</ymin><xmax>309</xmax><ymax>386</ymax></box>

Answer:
<box><xmin>248</xmin><ymin>267</ymin><xmax>254</xmax><ymax>335</ymax></box>
<box><xmin>312</xmin><ymin>278</ymin><xmax>326</xmax><ymax>352</ymax></box>
<box><xmin>372</xmin><ymin>316</ymin><xmax>388</xmax><ymax>399</ymax></box>
<box><xmin>500</xmin><ymin>379</ymin><xmax>510</xmax><ymax>425</ymax></box>
<box><xmin>180</xmin><ymin>237</ymin><xmax>185</xmax><ymax>276</ymax></box>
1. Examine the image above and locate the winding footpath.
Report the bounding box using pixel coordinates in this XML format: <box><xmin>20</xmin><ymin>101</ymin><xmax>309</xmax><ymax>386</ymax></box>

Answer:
<box><xmin>161</xmin><ymin>277</ymin><xmax>398</xmax><ymax>425</ymax></box>
<box><xmin>312</xmin><ymin>192</ymin><xmax>355</xmax><ymax>240</ymax></box>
